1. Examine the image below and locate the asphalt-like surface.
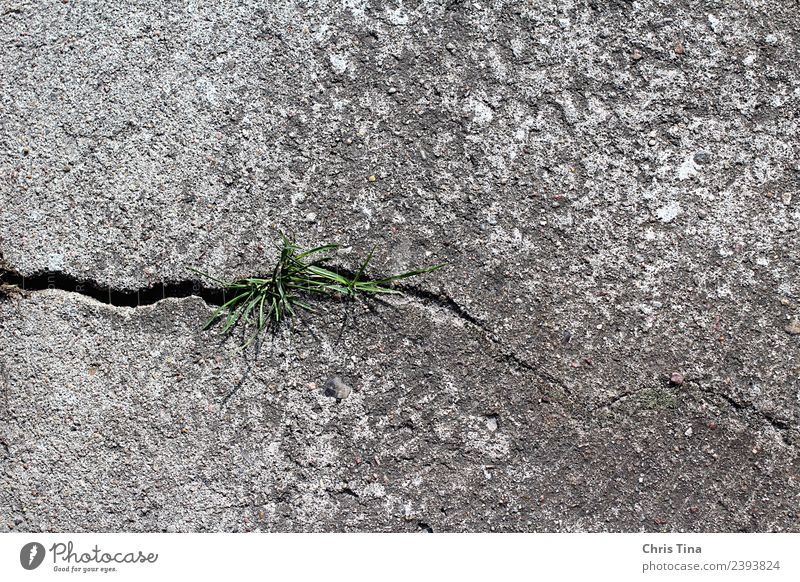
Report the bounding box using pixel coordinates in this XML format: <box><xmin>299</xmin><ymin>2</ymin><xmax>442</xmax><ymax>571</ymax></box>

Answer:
<box><xmin>1</xmin><ymin>0</ymin><xmax>798</xmax><ymax>532</ymax></box>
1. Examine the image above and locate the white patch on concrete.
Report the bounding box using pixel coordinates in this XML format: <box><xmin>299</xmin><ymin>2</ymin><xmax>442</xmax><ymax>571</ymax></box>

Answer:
<box><xmin>708</xmin><ymin>14</ymin><xmax>723</xmax><ymax>34</ymax></box>
<box><xmin>361</xmin><ymin>483</ymin><xmax>386</xmax><ymax>498</ymax></box>
<box><xmin>587</xmin><ymin>96</ymin><xmax>610</xmax><ymax>123</ymax></box>
<box><xmin>678</xmin><ymin>155</ymin><xmax>700</xmax><ymax>181</ymax></box>
<box><xmin>656</xmin><ymin>200</ymin><xmax>682</xmax><ymax>223</ymax></box>
<box><xmin>386</xmin><ymin>6</ymin><xmax>409</xmax><ymax>25</ymax></box>
<box><xmin>487</xmin><ymin>47</ymin><xmax>508</xmax><ymax>81</ymax></box>
<box><xmin>329</xmin><ymin>53</ymin><xmax>349</xmax><ymax>74</ymax></box>
<box><xmin>47</xmin><ymin>253</ymin><xmax>64</xmax><ymax>271</ymax></box>
<box><xmin>771</xmin><ymin>94</ymin><xmax>788</xmax><ymax>108</ymax></box>
<box><xmin>464</xmin><ymin>97</ymin><xmax>493</xmax><ymax>126</ymax></box>
<box><xmin>556</xmin><ymin>92</ymin><xmax>579</xmax><ymax>126</ymax></box>
<box><xmin>342</xmin><ymin>0</ymin><xmax>368</xmax><ymax>19</ymax></box>
<box><xmin>194</xmin><ymin>77</ymin><xmax>217</xmax><ymax>105</ymax></box>
<box><xmin>513</xmin><ymin>116</ymin><xmax>535</xmax><ymax>142</ymax></box>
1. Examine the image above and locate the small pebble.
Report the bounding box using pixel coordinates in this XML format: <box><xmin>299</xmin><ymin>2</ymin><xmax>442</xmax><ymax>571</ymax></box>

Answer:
<box><xmin>631</xmin><ymin>49</ymin><xmax>643</xmax><ymax>61</ymax></box>
<box><xmin>693</xmin><ymin>151</ymin><xmax>711</xmax><ymax>165</ymax></box>
<box><xmin>674</xmin><ymin>41</ymin><xmax>685</xmax><ymax>55</ymax></box>
<box><xmin>670</xmin><ymin>372</ymin><xmax>684</xmax><ymax>385</ymax></box>
<box><xmin>684</xmin><ymin>426</ymin><xmax>693</xmax><ymax>437</ymax></box>
<box><xmin>785</xmin><ymin>320</ymin><xmax>800</xmax><ymax>335</ymax></box>
<box><xmin>324</xmin><ymin>376</ymin><xmax>352</xmax><ymax>400</ymax></box>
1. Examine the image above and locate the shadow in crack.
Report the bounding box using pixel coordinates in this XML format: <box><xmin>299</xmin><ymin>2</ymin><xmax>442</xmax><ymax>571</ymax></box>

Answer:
<box><xmin>0</xmin><ymin>268</ymin><xmax>226</xmax><ymax>307</ymax></box>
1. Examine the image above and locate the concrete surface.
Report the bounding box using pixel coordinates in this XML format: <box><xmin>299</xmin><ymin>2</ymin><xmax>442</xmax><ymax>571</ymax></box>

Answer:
<box><xmin>1</xmin><ymin>0</ymin><xmax>799</xmax><ymax>531</ymax></box>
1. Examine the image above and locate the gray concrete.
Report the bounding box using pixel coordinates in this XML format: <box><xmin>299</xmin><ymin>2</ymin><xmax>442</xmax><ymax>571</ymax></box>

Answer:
<box><xmin>1</xmin><ymin>0</ymin><xmax>799</xmax><ymax>531</ymax></box>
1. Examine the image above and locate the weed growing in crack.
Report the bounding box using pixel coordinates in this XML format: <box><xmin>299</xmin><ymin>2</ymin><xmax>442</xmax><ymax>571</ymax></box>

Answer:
<box><xmin>189</xmin><ymin>237</ymin><xmax>444</xmax><ymax>346</ymax></box>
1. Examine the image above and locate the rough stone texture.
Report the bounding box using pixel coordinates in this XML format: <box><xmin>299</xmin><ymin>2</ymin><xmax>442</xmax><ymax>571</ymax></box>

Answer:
<box><xmin>1</xmin><ymin>0</ymin><xmax>799</xmax><ymax>532</ymax></box>
<box><xmin>1</xmin><ymin>292</ymin><xmax>797</xmax><ymax>532</ymax></box>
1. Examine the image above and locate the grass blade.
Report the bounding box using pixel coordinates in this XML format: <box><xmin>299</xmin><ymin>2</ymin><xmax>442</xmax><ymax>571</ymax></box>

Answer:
<box><xmin>349</xmin><ymin>244</ymin><xmax>375</xmax><ymax>294</ymax></box>
<box><xmin>190</xmin><ymin>240</ymin><xmax>444</xmax><ymax>345</ymax></box>
<box><xmin>306</xmin><ymin>265</ymin><xmax>350</xmax><ymax>285</ymax></box>
<box><xmin>187</xmin><ymin>267</ymin><xmax>229</xmax><ymax>287</ymax></box>
<box><xmin>294</xmin><ymin>243</ymin><xmax>339</xmax><ymax>261</ymax></box>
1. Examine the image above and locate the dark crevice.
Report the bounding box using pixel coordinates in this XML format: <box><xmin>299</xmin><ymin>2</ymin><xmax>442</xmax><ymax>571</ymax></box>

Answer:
<box><xmin>0</xmin><ymin>268</ymin><xmax>225</xmax><ymax>307</ymax></box>
<box><xmin>702</xmin><ymin>388</ymin><xmax>795</xmax><ymax>445</ymax></box>
<box><xmin>0</xmin><ymin>364</ymin><xmax>10</xmax><ymax>422</ymax></box>
<box><xmin>1</xmin><ymin>266</ymin><xmax>490</xmax><ymax>331</ymax></box>
<box><xmin>0</xmin><ymin>265</ymin><xmax>571</xmax><ymax>398</ymax></box>
<box><xmin>0</xmin><ymin>267</ymin><xmax>495</xmax><ymax>342</ymax></box>
<box><xmin>592</xmin><ymin>381</ymin><xmax>796</xmax><ymax>447</ymax></box>
<box><xmin>595</xmin><ymin>390</ymin><xmax>636</xmax><ymax>411</ymax></box>
<box><xmin>397</xmin><ymin>284</ymin><xmax>573</xmax><ymax>395</ymax></box>
<box><xmin>396</xmin><ymin>284</ymin><xmax>485</xmax><ymax>328</ymax></box>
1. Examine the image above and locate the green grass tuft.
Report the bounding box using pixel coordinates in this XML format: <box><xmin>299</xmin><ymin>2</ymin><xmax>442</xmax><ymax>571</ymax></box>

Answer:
<box><xmin>189</xmin><ymin>237</ymin><xmax>444</xmax><ymax>346</ymax></box>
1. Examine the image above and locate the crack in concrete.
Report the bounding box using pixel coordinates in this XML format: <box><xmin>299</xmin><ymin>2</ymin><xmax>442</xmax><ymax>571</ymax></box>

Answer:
<box><xmin>694</xmin><ymin>386</ymin><xmax>796</xmax><ymax>447</ymax></box>
<box><xmin>0</xmin><ymin>267</ymin><xmax>225</xmax><ymax>306</ymax></box>
<box><xmin>594</xmin><ymin>380</ymin><xmax>796</xmax><ymax>447</ymax></box>
<box><xmin>6</xmin><ymin>267</ymin><xmax>794</xmax><ymax>445</ymax></box>
<box><xmin>1</xmin><ymin>265</ymin><xmax>573</xmax><ymax>401</ymax></box>
<box><xmin>0</xmin><ymin>364</ymin><xmax>10</xmax><ymax>422</ymax></box>
<box><xmin>594</xmin><ymin>390</ymin><xmax>636</xmax><ymax>411</ymax></box>
<box><xmin>400</xmin><ymin>285</ymin><xmax>574</xmax><ymax>399</ymax></box>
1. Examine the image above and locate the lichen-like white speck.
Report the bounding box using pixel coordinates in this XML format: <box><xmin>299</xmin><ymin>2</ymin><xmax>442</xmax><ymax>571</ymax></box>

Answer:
<box><xmin>329</xmin><ymin>53</ymin><xmax>349</xmax><ymax>75</ymax></box>
<box><xmin>678</xmin><ymin>156</ymin><xmax>700</xmax><ymax>181</ymax></box>
<box><xmin>465</xmin><ymin>97</ymin><xmax>494</xmax><ymax>126</ymax></box>
<box><xmin>47</xmin><ymin>253</ymin><xmax>64</xmax><ymax>271</ymax></box>
<box><xmin>656</xmin><ymin>201</ymin><xmax>682</xmax><ymax>223</ymax></box>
